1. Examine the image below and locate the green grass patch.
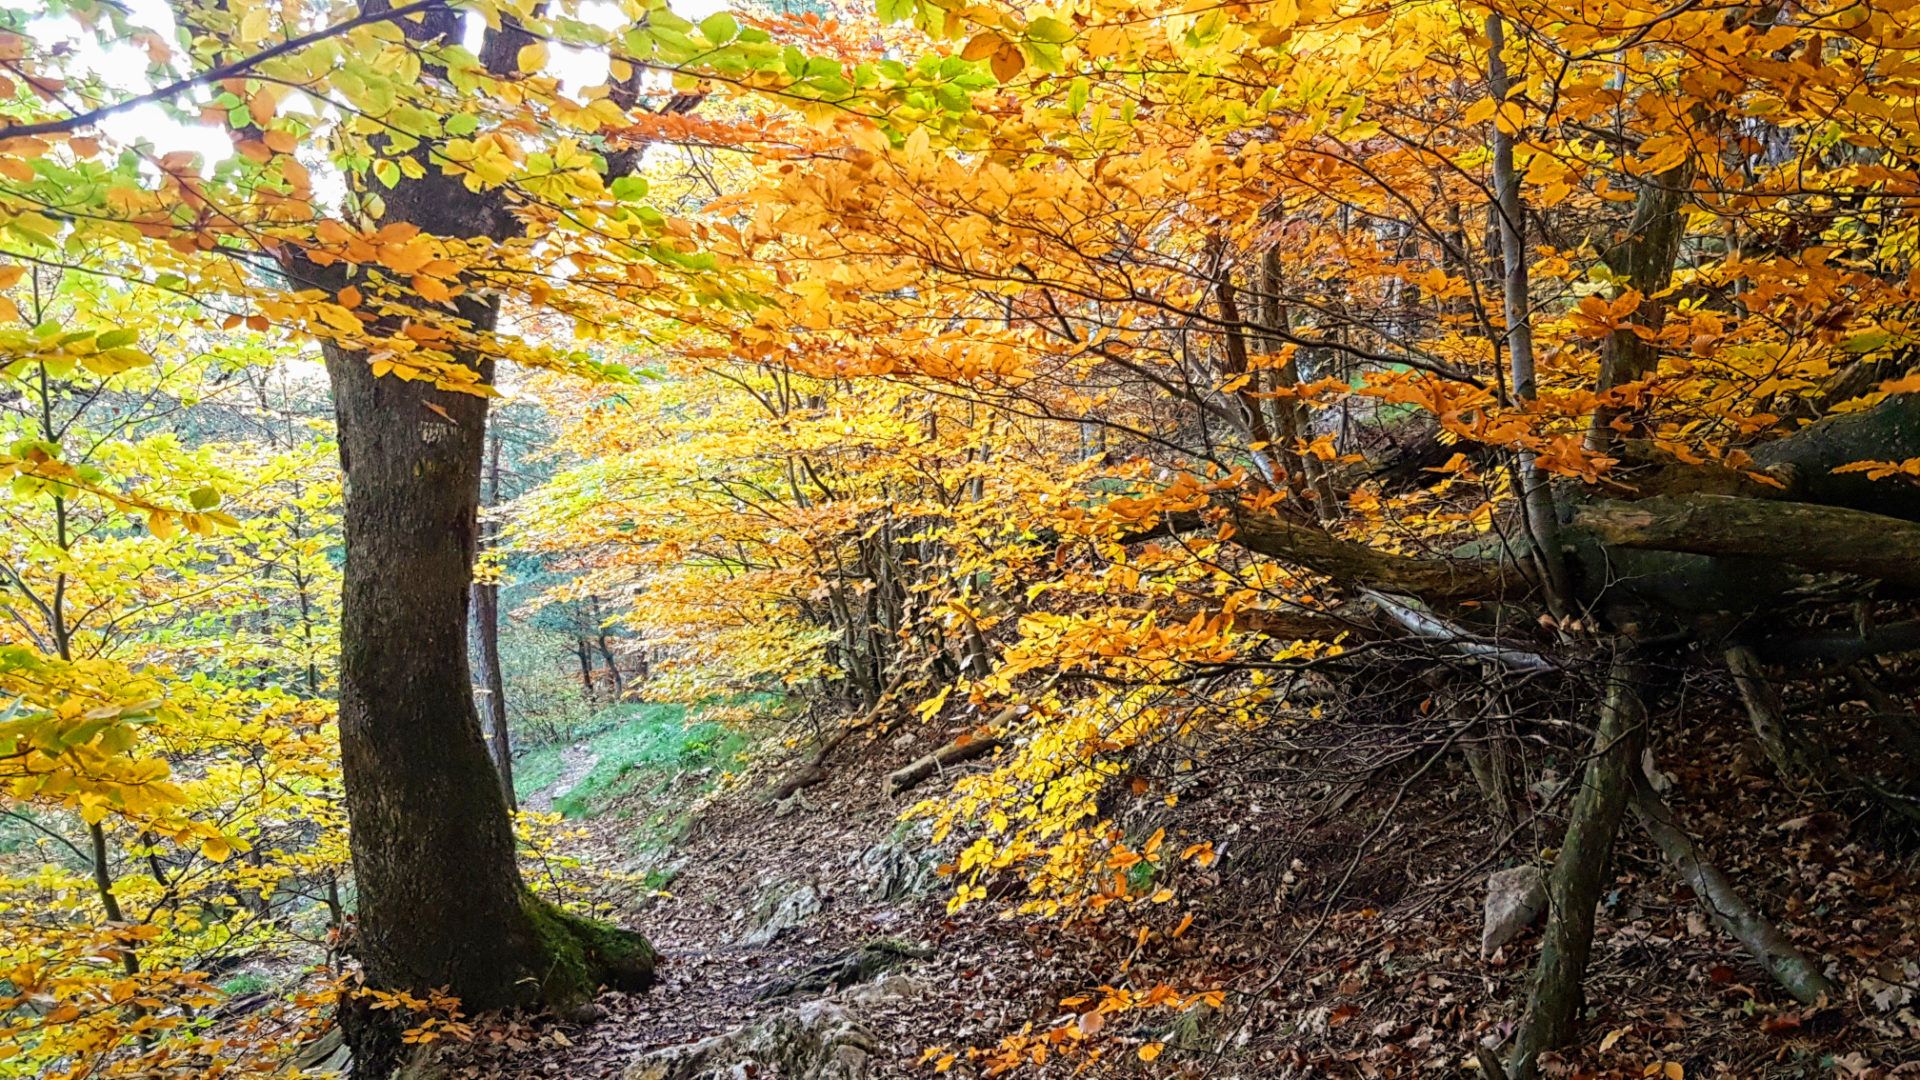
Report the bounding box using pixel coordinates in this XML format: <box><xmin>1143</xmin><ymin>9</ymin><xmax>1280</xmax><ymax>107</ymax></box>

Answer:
<box><xmin>219</xmin><ymin>972</ymin><xmax>272</xmax><ymax>997</ymax></box>
<box><xmin>515</xmin><ymin>699</ymin><xmax>754</xmax><ymax>818</ymax></box>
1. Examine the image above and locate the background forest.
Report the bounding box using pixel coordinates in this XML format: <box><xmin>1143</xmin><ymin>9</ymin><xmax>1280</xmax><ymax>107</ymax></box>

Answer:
<box><xmin>2</xmin><ymin>0</ymin><xmax>1918</xmax><ymax>1077</ymax></box>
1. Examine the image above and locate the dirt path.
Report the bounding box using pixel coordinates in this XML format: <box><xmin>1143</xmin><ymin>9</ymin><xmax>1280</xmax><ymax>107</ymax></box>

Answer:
<box><xmin>526</xmin><ymin>744</ymin><xmax>598</xmax><ymax>811</ymax></box>
<box><xmin>444</xmin><ymin>737</ymin><xmax>1066</xmax><ymax>1080</ymax></box>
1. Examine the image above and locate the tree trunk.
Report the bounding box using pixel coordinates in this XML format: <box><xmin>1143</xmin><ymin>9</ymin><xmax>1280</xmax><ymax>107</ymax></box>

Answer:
<box><xmin>1506</xmin><ymin>655</ymin><xmax>1647</xmax><ymax>1078</ymax></box>
<box><xmin>576</xmin><ymin>637</ymin><xmax>599</xmax><ymax>702</ymax></box>
<box><xmin>1485</xmin><ymin>12</ymin><xmax>1570</xmax><ymax>613</ymax></box>
<box><xmin>474</xmin><ymin>433</ymin><xmax>514</xmax><ymax>808</ymax></box>
<box><xmin>283</xmin><ymin>8</ymin><xmax>652</xmax><ymax>1066</ymax></box>
<box><xmin>324</xmin><ymin>331</ymin><xmax>651</xmax><ymax>1051</ymax></box>
<box><xmin>597</xmin><ymin>632</ymin><xmax>624</xmax><ymax>698</ymax></box>
<box><xmin>473</xmin><ymin>580</ymin><xmax>514</xmax><ymax>808</ymax></box>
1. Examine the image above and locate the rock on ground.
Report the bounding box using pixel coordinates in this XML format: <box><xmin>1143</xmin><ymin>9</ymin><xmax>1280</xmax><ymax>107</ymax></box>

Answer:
<box><xmin>624</xmin><ymin>998</ymin><xmax>878</xmax><ymax>1080</ymax></box>
<box><xmin>1482</xmin><ymin>864</ymin><xmax>1547</xmax><ymax>956</ymax></box>
<box><xmin>739</xmin><ymin>880</ymin><xmax>823</xmax><ymax>946</ymax></box>
<box><xmin>851</xmin><ymin>830</ymin><xmax>941</xmax><ymax>901</ymax></box>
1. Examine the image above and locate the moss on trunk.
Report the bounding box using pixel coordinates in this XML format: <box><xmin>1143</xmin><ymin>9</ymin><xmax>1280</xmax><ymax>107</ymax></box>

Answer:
<box><xmin>521</xmin><ymin>894</ymin><xmax>657</xmax><ymax>1003</ymax></box>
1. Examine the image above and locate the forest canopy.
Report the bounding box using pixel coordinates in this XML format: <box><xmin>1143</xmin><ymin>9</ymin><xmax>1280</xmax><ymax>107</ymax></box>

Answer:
<box><xmin>2</xmin><ymin>0</ymin><xmax>1919</xmax><ymax>1077</ymax></box>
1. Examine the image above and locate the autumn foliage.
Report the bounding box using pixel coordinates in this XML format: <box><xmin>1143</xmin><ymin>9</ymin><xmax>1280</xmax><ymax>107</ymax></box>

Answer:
<box><xmin>4</xmin><ymin>0</ymin><xmax>1920</xmax><ymax>1075</ymax></box>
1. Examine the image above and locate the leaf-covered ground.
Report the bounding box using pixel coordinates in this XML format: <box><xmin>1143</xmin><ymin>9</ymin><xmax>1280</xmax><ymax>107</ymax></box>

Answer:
<box><xmin>424</xmin><ymin>701</ymin><xmax>1920</xmax><ymax>1080</ymax></box>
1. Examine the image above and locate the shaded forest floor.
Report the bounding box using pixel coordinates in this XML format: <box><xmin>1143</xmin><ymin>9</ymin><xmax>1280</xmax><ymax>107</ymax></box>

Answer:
<box><xmin>426</xmin><ymin>701</ymin><xmax>1920</xmax><ymax>1080</ymax></box>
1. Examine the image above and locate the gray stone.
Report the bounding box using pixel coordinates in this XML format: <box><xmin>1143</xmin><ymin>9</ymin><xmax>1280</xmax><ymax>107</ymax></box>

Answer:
<box><xmin>625</xmin><ymin>998</ymin><xmax>878</xmax><ymax>1080</ymax></box>
<box><xmin>755</xmin><ymin>938</ymin><xmax>932</xmax><ymax>1000</ymax></box>
<box><xmin>852</xmin><ymin>830</ymin><xmax>940</xmax><ymax>901</ymax></box>
<box><xmin>1482</xmin><ymin>865</ymin><xmax>1548</xmax><ymax>956</ymax></box>
<box><xmin>740</xmin><ymin>881</ymin><xmax>823</xmax><ymax>946</ymax></box>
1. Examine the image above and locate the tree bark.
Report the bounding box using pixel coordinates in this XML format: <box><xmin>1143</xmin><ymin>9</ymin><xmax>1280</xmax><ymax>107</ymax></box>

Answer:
<box><xmin>1506</xmin><ymin>655</ymin><xmax>1647</xmax><ymax>1078</ymax></box>
<box><xmin>281</xmin><ymin>6</ymin><xmax>652</xmax><ymax>1065</ymax></box>
<box><xmin>597</xmin><ymin>633</ymin><xmax>624</xmax><ymax>697</ymax></box>
<box><xmin>1587</xmin><ymin>160</ymin><xmax>1693</xmax><ymax>449</ymax></box>
<box><xmin>323</xmin><ymin>328</ymin><xmax>651</xmax><ymax>1033</ymax></box>
<box><xmin>473</xmin><ymin>580</ymin><xmax>514</xmax><ymax>807</ymax></box>
<box><xmin>576</xmin><ymin>637</ymin><xmax>599</xmax><ymax>702</ymax></box>
<box><xmin>1485</xmin><ymin>12</ymin><xmax>1571</xmax><ymax>612</ymax></box>
<box><xmin>1572</xmin><ymin>494</ymin><xmax>1920</xmax><ymax>589</ymax></box>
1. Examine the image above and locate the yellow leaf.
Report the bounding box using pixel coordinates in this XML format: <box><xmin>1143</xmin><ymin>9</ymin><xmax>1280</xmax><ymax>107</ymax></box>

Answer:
<box><xmin>202</xmin><ymin>835</ymin><xmax>233</xmax><ymax>862</ymax></box>
<box><xmin>1138</xmin><ymin>1042</ymin><xmax>1163</xmax><ymax>1062</ymax></box>
<box><xmin>1495</xmin><ymin>100</ymin><xmax>1526</xmax><ymax>136</ymax></box>
<box><xmin>518</xmin><ymin>42</ymin><xmax>549</xmax><ymax>73</ymax></box>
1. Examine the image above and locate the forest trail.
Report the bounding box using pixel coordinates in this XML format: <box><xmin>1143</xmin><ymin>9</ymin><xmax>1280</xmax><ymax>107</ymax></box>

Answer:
<box><xmin>524</xmin><ymin>745</ymin><xmax>600</xmax><ymax>812</ymax></box>
<box><xmin>442</xmin><ymin>714</ymin><xmax>1076</xmax><ymax>1080</ymax></box>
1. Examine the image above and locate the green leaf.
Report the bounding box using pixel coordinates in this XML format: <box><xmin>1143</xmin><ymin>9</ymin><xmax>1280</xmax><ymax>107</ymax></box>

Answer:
<box><xmin>611</xmin><ymin>175</ymin><xmax>649</xmax><ymax>201</ymax></box>
<box><xmin>95</xmin><ymin>328</ymin><xmax>140</xmax><ymax>349</ymax></box>
<box><xmin>699</xmin><ymin>11</ymin><xmax>738</xmax><ymax>44</ymax></box>
<box><xmin>189</xmin><ymin>485</ymin><xmax>221</xmax><ymax>510</ymax></box>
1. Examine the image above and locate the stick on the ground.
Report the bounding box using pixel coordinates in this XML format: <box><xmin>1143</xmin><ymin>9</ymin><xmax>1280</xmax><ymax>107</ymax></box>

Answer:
<box><xmin>768</xmin><ymin>675</ymin><xmax>905</xmax><ymax>801</ymax></box>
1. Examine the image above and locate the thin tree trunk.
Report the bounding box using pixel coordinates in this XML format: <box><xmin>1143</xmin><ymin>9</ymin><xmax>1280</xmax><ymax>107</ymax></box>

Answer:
<box><xmin>576</xmin><ymin>638</ymin><xmax>599</xmax><ymax>702</ymax></box>
<box><xmin>1485</xmin><ymin>13</ymin><xmax>1571</xmax><ymax>614</ymax></box>
<box><xmin>1586</xmin><ymin>161</ymin><xmax>1693</xmax><ymax>449</ymax></box>
<box><xmin>473</xmin><ymin>433</ymin><xmax>514</xmax><ymax>808</ymax></box>
<box><xmin>590</xmin><ymin>597</ymin><xmax>624</xmax><ymax>699</ymax></box>
<box><xmin>1628</xmin><ymin>772</ymin><xmax>1837</xmax><ymax>1005</ymax></box>
<box><xmin>1258</xmin><ymin>245</ymin><xmax>1337</xmax><ymax>517</ymax></box>
<box><xmin>1725</xmin><ymin>645</ymin><xmax>1807</xmax><ymax>781</ymax></box>
<box><xmin>1506</xmin><ymin>655</ymin><xmax>1647</xmax><ymax>1078</ymax></box>
<box><xmin>473</xmin><ymin>581</ymin><xmax>514</xmax><ymax>807</ymax></box>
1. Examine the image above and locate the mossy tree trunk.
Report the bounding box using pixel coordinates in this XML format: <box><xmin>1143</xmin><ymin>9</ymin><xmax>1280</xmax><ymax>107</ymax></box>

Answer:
<box><xmin>323</xmin><ymin>313</ymin><xmax>654</xmax><ymax>1067</ymax></box>
<box><xmin>1505</xmin><ymin>655</ymin><xmax>1647</xmax><ymax>1078</ymax></box>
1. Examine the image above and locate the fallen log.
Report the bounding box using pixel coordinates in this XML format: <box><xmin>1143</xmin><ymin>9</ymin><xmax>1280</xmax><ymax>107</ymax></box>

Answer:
<box><xmin>1571</xmin><ymin>494</ymin><xmax>1920</xmax><ymax>588</ymax></box>
<box><xmin>886</xmin><ymin>729</ymin><xmax>1003</xmax><ymax>796</ymax></box>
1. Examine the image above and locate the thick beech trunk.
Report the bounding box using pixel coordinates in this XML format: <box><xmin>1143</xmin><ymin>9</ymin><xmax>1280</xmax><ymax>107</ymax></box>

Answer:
<box><xmin>1507</xmin><ymin>656</ymin><xmax>1647</xmax><ymax>1078</ymax></box>
<box><xmin>286</xmin><ymin>13</ymin><xmax>652</xmax><ymax>1068</ymax></box>
<box><xmin>326</xmin><ymin>331</ymin><xmax>652</xmax><ymax>1049</ymax></box>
